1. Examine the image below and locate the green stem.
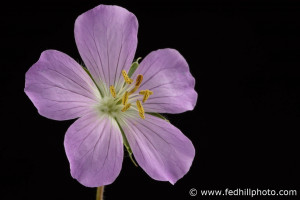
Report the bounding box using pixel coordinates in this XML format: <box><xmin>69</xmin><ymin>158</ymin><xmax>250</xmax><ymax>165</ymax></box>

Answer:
<box><xmin>96</xmin><ymin>186</ymin><xmax>104</xmax><ymax>200</ymax></box>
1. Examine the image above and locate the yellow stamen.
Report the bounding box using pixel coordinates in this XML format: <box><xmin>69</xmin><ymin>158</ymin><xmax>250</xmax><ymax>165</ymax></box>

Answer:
<box><xmin>136</xmin><ymin>100</ymin><xmax>145</xmax><ymax>119</ymax></box>
<box><xmin>139</xmin><ymin>90</ymin><xmax>146</xmax><ymax>95</ymax></box>
<box><xmin>121</xmin><ymin>103</ymin><xmax>131</xmax><ymax>112</ymax></box>
<box><xmin>122</xmin><ymin>91</ymin><xmax>129</xmax><ymax>105</ymax></box>
<box><xmin>109</xmin><ymin>85</ymin><xmax>116</xmax><ymax>98</ymax></box>
<box><xmin>142</xmin><ymin>92</ymin><xmax>150</xmax><ymax>103</ymax></box>
<box><xmin>122</xmin><ymin>70</ymin><xmax>133</xmax><ymax>84</ymax></box>
<box><xmin>139</xmin><ymin>111</ymin><xmax>145</xmax><ymax>119</ymax></box>
<box><xmin>135</xmin><ymin>75</ymin><xmax>143</xmax><ymax>87</ymax></box>
<box><xmin>139</xmin><ymin>90</ymin><xmax>153</xmax><ymax>95</ymax></box>
<box><xmin>139</xmin><ymin>89</ymin><xmax>153</xmax><ymax>103</ymax></box>
<box><xmin>128</xmin><ymin>86</ymin><xmax>138</xmax><ymax>95</ymax></box>
<box><xmin>129</xmin><ymin>75</ymin><xmax>143</xmax><ymax>95</ymax></box>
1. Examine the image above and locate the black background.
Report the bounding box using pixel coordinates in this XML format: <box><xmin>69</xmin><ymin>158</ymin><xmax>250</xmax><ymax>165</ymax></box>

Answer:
<box><xmin>1</xmin><ymin>0</ymin><xmax>299</xmax><ymax>199</ymax></box>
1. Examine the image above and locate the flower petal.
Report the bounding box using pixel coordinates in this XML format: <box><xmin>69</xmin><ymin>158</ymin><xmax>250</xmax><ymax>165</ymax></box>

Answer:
<box><xmin>25</xmin><ymin>50</ymin><xmax>100</xmax><ymax>120</ymax></box>
<box><xmin>133</xmin><ymin>49</ymin><xmax>197</xmax><ymax>113</ymax></box>
<box><xmin>120</xmin><ymin>113</ymin><xmax>195</xmax><ymax>184</ymax></box>
<box><xmin>64</xmin><ymin>112</ymin><xmax>123</xmax><ymax>187</ymax></box>
<box><xmin>75</xmin><ymin>5</ymin><xmax>138</xmax><ymax>90</ymax></box>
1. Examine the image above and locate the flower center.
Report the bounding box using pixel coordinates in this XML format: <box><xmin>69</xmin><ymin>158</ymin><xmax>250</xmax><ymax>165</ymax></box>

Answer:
<box><xmin>98</xmin><ymin>96</ymin><xmax>122</xmax><ymax>118</ymax></box>
<box><xmin>101</xmin><ymin>69</ymin><xmax>153</xmax><ymax>119</ymax></box>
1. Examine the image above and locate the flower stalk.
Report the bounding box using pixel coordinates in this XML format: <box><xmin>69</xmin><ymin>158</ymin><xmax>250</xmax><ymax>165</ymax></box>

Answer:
<box><xmin>96</xmin><ymin>186</ymin><xmax>104</xmax><ymax>200</ymax></box>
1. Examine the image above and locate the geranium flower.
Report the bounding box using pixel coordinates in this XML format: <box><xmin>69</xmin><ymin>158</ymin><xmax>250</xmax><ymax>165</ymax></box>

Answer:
<box><xmin>25</xmin><ymin>5</ymin><xmax>197</xmax><ymax>187</ymax></box>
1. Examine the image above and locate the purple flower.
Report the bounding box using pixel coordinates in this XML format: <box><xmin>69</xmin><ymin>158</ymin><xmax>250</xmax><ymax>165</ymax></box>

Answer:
<box><xmin>25</xmin><ymin>5</ymin><xmax>197</xmax><ymax>187</ymax></box>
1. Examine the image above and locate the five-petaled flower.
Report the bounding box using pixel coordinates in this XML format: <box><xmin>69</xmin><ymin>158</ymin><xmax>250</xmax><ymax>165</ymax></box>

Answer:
<box><xmin>25</xmin><ymin>5</ymin><xmax>197</xmax><ymax>187</ymax></box>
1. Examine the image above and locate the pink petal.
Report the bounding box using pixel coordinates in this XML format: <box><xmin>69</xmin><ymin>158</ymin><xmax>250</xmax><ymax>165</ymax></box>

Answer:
<box><xmin>75</xmin><ymin>5</ymin><xmax>138</xmax><ymax>90</ymax></box>
<box><xmin>64</xmin><ymin>112</ymin><xmax>123</xmax><ymax>187</ymax></box>
<box><xmin>25</xmin><ymin>50</ymin><xmax>100</xmax><ymax>120</ymax></box>
<box><xmin>121</xmin><ymin>113</ymin><xmax>195</xmax><ymax>184</ymax></box>
<box><xmin>133</xmin><ymin>49</ymin><xmax>197</xmax><ymax>113</ymax></box>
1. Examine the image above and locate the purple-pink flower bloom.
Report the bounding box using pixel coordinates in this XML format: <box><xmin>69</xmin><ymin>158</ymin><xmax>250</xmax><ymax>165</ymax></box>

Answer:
<box><xmin>25</xmin><ymin>5</ymin><xmax>197</xmax><ymax>187</ymax></box>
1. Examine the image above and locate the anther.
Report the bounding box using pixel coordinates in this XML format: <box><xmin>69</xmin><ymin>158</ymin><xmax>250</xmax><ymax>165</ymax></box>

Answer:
<box><xmin>142</xmin><ymin>93</ymin><xmax>150</xmax><ymax>103</ymax></box>
<box><xmin>109</xmin><ymin>85</ymin><xmax>116</xmax><ymax>98</ymax></box>
<box><xmin>139</xmin><ymin>90</ymin><xmax>146</xmax><ymax>95</ymax></box>
<box><xmin>135</xmin><ymin>75</ymin><xmax>143</xmax><ymax>87</ymax></box>
<box><xmin>139</xmin><ymin>89</ymin><xmax>153</xmax><ymax>103</ymax></box>
<box><xmin>129</xmin><ymin>75</ymin><xmax>143</xmax><ymax>95</ymax></box>
<box><xmin>136</xmin><ymin>100</ymin><xmax>145</xmax><ymax>119</ymax></box>
<box><xmin>139</xmin><ymin>111</ymin><xmax>145</xmax><ymax>119</ymax></box>
<box><xmin>122</xmin><ymin>91</ymin><xmax>129</xmax><ymax>105</ymax></box>
<box><xmin>121</xmin><ymin>103</ymin><xmax>131</xmax><ymax>112</ymax></box>
<box><xmin>122</xmin><ymin>70</ymin><xmax>133</xmax><ymax>84</ymax></box>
